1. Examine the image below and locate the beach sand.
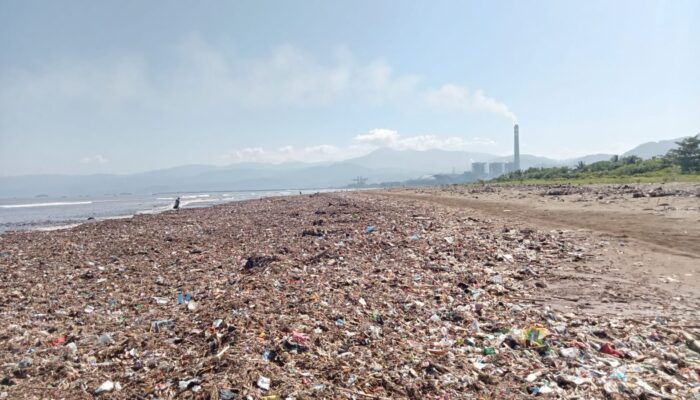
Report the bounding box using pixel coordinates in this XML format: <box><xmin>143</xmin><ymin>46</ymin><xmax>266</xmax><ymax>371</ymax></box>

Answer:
<box><xmin>0</xmin><ymin>188</ymin><xmax>698</xmax><ymax>398</ymax></box>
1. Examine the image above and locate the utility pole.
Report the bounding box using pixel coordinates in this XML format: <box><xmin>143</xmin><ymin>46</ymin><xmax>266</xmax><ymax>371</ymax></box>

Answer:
<box><xmin>352</xmin><ymin>176</ymin><xmax>367</xmax><ymax>187</ymax></box>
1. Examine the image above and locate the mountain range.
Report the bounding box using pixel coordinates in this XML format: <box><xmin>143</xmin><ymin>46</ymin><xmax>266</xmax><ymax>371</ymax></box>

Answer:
<box><xmin>0</xmin><ymin>137</ymin><xmax>687</xmax><ymax>198</ymax></box>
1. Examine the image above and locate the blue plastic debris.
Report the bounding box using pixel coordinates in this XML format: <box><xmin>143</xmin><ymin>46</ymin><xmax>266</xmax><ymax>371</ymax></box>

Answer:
<box><xmin>177</xmin><ymin>292</ymin><xmax>193</xmax><ymax>304</ymax></box>
<box><xmin>365</xmin><ymin>225</ymin><xmax>375</xmax><ymax>234</ymax></box>
<box><xmin>611</xmin><ymin>369</ymin><xmax>627</xmax><ymax>381</ymax></box>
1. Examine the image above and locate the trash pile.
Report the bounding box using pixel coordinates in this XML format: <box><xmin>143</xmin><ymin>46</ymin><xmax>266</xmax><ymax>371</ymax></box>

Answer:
<box><xmin>0</xmin><ymin>192</ymin><xmax>698</xmax><ymax>399</ymax></box>
<box><xmin>436</xmin><ymin>182</ymin><xmax>700</xmax><ymax>201</ymax></box>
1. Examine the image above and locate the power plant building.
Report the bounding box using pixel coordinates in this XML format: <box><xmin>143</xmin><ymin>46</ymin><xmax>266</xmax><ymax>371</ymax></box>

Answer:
<box><xmin>471</xmin><ymin>162</ymin><xmax>487</xmax><ymax>176</ymax></box>
<box><xmin>467</xmin><ymin>124</ymin><xmax>521</xmax><ymax>180</ymax></box>
<box><xmin>488</xmin><ymin>162</ymin><xmax>504</xmax><ymax>176</ymax></box>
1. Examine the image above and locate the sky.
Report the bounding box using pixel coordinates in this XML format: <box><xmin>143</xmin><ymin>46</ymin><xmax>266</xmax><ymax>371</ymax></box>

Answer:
<box><xmin>1</xmin><ymin>0</ymin><xmax>698</xmax><ymax>176</ymax></box>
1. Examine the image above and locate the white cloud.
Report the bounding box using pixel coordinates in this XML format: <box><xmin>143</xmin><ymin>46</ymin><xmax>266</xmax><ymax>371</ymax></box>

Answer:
<box><xmin>220</xmin><ymin>129</ymin><xmax>497</xmax><ymax>164</ymax></box>
<box><xmin>278</xmin><ymin>145</ymin><xmax>294</xmax><ymax>154</ymax></box>
<box><xmin>355</xmin><ymin>128</ymin><xmax>401</xmax><ymax>146</ymax></box>
<box><xmin>426</xmin><ymin>84</ymin><xmax>517</xmax><ymax>123</ymax></box>
<box><xmin>80</xmin><ymin>154</ymin><xmax>108</xmax><ymax>165</ymax></box>
<box><xmin>354</xmin><ymin>129</ymin><xmax>495</xmax><ymax>151</ymax></box>
<box><xmin>303</xmin><ymin>144</ymin><xmax>341</xmax><ymax>155</ymax></box>
<box><xmin>1</xmin><ymin>38</ymin><xmax>516</xmax><ymax>173</ymax></box>
<box><xmin>1</xmin><ymin>37</ymin><xmax>515</xmax><ymax>121</ymax></box>
<box><xmin>220</xmin><ymin>147</ymin><xmax>267</xmax><ymax>163</ymax></box>
<box><xmin>221</xmin><ymin>143</ymin><xmax>362</xmax><ymax>163</ymax></box>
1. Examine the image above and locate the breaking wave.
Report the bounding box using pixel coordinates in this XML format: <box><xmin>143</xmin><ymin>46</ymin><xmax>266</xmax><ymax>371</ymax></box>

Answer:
<box><xmin>0</xmin><ymin>201</ymin><xmax>93</xmax><ymax>209</ymax></box>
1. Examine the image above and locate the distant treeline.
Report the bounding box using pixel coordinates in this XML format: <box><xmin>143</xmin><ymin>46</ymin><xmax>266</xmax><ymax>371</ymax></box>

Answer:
<box><xmin>493</xmin><ymin>135</ymin><xmax>700</xmax><ymax>183</ymax></box>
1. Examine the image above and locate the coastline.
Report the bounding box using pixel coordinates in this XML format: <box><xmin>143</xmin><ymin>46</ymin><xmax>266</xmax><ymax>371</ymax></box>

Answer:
<box><xmin>0</xmin><ymin>188</ymin><xmax>345</xmax><ymax>234</ymax></box>
<box><xmin>0</xmin><ymin>189</ymin><xmax>697</xmax><ymax>398</ymax></box>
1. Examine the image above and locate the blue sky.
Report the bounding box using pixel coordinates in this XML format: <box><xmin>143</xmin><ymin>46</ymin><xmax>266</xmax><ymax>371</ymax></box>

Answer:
<box><xmin>1</xmin><ymin>0</ymin><xmax>698</xmax><ymax>175</ymax></box>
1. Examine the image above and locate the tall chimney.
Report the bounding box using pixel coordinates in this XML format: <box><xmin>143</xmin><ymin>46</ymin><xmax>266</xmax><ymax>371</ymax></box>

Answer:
<box><xmin>514</xmin><ymin>124</ymin><xmax>520</xmax><ymax>171</ymax></box>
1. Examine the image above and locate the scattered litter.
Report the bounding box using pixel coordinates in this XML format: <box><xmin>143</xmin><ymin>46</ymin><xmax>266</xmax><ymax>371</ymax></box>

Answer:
<box><xmin>94</xmin><ymin>380</ymin><xmax>117</xmax><ymax>395</ymax></box>
<box><xmin>0</xmin><ymin>190</ymin><xmax>697</xmax><ymax>398</ymax></box>
<box><xmin>257</xmin><ymin>376</ymin><xmax>271</xmax><ymax>391</ymax></box>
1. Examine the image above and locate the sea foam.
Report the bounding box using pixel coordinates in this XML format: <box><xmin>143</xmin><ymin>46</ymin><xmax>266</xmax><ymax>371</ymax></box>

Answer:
<box><xmin>0</xmin><ymin>201</ymin><xmax>93</xmax><ymax>209</ymax></box>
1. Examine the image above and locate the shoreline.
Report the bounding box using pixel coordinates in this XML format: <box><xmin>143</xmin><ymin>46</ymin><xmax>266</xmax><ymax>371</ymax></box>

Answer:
<box><xmin>0</xmin><ymin>188</ymin><xmax>349</xmax><ymax>234</ymax></box>
<box><xmin>0</xmin><ymin>189</ymin><xmax>697</xmax><ymax>398</ymax></box>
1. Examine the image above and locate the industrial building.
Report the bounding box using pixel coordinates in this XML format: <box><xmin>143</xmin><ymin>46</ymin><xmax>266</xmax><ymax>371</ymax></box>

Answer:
<box><xmin>488</xmin><ymin>162</ymin><xmax>504</xmax><ymax>176</ymax></box>
<box><xmin>469</xmin><ymin>124</ymin><xmax>521</xmax><ymax>179</ymax></box>
<box><xmin>471</xmin><ymin>162</ymin><xmax>487</xmax><ymax>176</ymax></box>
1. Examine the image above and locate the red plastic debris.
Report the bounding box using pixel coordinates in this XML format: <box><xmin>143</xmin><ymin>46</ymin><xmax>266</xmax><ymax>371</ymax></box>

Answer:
<box><xmin>50</xmin><ymin>337</ymin><xmax>66</xmax><ymax>346</ymax></box>
<box><xmin>601</xmin><ymin>343</ymin><xmax>623</xmax><ymax>357</ymax></box>
<box><xmin>291</xmin><ymin>331</ymin><xmax>309</xmax><ymax>345</ymax></box>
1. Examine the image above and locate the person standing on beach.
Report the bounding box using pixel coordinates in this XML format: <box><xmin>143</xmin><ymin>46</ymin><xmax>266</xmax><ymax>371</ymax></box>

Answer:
<box><xmin>173</xmin><ymin>197</ymin><xmax>181</xmax><ymax>210</ymax></box>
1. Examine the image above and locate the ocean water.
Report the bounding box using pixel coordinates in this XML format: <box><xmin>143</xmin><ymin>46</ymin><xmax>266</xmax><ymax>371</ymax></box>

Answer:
<box><xmin>0</xmin><ymin>189</ymin><xmax>336</xmax><ymax>233</ymax></box>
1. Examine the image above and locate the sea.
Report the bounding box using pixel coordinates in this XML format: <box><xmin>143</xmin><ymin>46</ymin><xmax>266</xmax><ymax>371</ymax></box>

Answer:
<box><xmin>0</xmin><ymin>189</ymin><xmax>338</xmax><ymax>234</ymax></box>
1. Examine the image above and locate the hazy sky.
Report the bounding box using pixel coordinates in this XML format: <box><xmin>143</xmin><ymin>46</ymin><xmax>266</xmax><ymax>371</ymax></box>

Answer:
<box><xmin>1</xmin><ymin>0</ymin><xmax>698</xmax><ymax>175</ymax></box>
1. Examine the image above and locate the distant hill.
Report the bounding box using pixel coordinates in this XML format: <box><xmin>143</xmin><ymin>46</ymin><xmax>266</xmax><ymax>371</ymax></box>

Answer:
<box><xmin>562</xmin><ymin>153</ymin><xmax>614</xmax><ymax>166</ymax></box>
<box><xmin>0</xmin><ymin>161</ymin><xmax>420</xmax><ymax>198</ymax></box>
<box><xmin>350</xmin><ymin>148</ymin><xmax>563</xmax><ymax>171</ymax></box>
<box><xmin>0</xmin><ymin>136</ymin><xmax>690</xmax><ymax>198</ymax></box>
<box><xmin>488</xmin><ymin>154</ymin><xmax>559</xmax><ymax>168</ymax></box>
<box><xmin>346</xmin><ymin>148</ymin><xmax>492</xmax><ymax>172</ymax></box>
<box><xmin>623</xmin><ymin>137</ymin><xmax>687</xmax><ymax>159</ymax></box>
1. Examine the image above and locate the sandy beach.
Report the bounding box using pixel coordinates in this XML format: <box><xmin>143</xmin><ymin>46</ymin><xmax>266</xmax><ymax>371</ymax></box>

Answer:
<box><xmin>378</xmin><ymin>183</ymin><xmax>700</xmax><ymax>317</ymax></box>
<box><xmin>0</xmin><ymin>187</ymin><xmax>698</xmax><ymax>399</ymax></box>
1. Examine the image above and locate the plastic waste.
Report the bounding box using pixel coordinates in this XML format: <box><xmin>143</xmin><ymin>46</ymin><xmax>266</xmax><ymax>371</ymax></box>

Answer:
<box><xmin>601</xmin><ymin>343</ymin><xmax>623</xmax><ymax>357</ymax></box>
<box><xmin>94</xmin><ymin>380</ymin><xmax>115</xmax><ymax>395</ymax></box>
<box><xmin>2</xmin><ymin>187</ymin><xmax>698</xmax><ymax>399</ymax></box>
<box><xmin>559</xmin><ymin>347</ymin><xmax>579</xmax><ymax>358</ymax></box>
<box><xmin>97</xmin><ymin>333</ymin><xmax>114</xmax><ymax>346</ymax></box>
<box><xmin>523</xmin><ymin>326</ymin><xmax>549</xmax><ymax>346</ymax></box>
<box><xmin>66</xmin><ymin>342</ymin><xmax>77</xmax><ymax>353</ymax></box>
<box><xmin>219</xmin><ymin>389</ymin><xmax>238</xmax><ymax>400</ymax></box>
<box><xmin>611</xmin><ymin>369</ymin><xmax>627</xmax><ymax>381</ymax></box>
<box><xmin>177</xmin><ymin>292</ymin><xmax>193</xmax><ymax>304</ymax></box>
<box><xmin>257</xmin><ymin>376</ymin><xmax>271</xmax><ymax>390</ymax></box>
<box><xmin>151</xmin><ymin>319</ymin><xmax>174</xmax><ymax>333</ymax></box>
<box><xmin>483</xmin><ymin>347</ymin><xmax>496</xmax><ymax>355</ymax></box>
<box><xmin>153</xmin><ymin>297</ymin><xmax>168</xmax><ymax>305</ymax></box>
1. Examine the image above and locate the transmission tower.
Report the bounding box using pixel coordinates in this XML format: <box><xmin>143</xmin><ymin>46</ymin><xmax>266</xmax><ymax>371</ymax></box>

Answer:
<box><xmin>352</xmin><ymin>176</ymin><xmax>367</xmax><ymax>187</ymax></box>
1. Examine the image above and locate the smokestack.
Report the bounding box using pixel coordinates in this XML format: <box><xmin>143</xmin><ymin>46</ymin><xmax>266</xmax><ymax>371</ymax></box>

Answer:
<box><xmin>514</xmin><ymin>124</ymin><xmax>520</xmax><ymax>171</ymax></box>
